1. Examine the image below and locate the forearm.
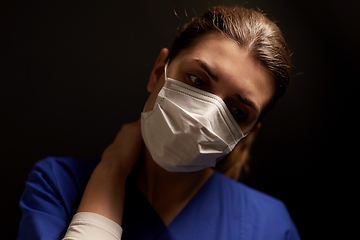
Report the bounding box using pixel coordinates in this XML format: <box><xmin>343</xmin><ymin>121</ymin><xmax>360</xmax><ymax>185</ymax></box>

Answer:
<box><xmin>65</xmin><ymin>121</ymin><xmax>142</xmax><ymax>239</ymax></box>
<box><xmin>76</xmin><ymin>160</ymin><xmax>127</xmax><ymax>225</ymax></box>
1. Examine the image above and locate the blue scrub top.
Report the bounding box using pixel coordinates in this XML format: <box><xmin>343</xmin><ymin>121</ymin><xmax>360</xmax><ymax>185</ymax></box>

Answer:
<box><xmin>17</xmin><ymin>157</ymin><xmax>300</xmax><ymax>240</ymax></box>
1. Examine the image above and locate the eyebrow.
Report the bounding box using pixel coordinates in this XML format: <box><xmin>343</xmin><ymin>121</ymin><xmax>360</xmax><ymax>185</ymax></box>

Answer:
<box><xmin>235</xmin><ymin>94</ymin><xmax>260</xmax><ymax>114</ymax></box>
<box><xmin>192</xmin><ymin>58</ymin><xmax>260</xmax><ymax>114</ymax></box>
<box><xmin>193</xmin><ymin>58</ymin><xmax>218</xmax><ymax>82</ymax></box>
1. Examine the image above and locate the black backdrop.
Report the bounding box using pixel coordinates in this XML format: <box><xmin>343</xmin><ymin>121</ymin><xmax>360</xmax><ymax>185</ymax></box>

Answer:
<box><xmin>1</xmin><ymin>0</ymin><xmax>358</xmax><ymax>238</ymax></box>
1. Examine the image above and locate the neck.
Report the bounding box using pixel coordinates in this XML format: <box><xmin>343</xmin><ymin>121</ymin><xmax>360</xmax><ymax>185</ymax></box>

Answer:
<box><xmin>133</xmin><ymin>146</ymin><xmax>213</xmax><ymax>225</ymax></box>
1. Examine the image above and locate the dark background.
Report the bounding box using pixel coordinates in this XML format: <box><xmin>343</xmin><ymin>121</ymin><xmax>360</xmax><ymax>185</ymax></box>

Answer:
<box><xmin>1</xmin><ymin>0</ymin><xmax>358</xmax><ymax>238</ymax></box>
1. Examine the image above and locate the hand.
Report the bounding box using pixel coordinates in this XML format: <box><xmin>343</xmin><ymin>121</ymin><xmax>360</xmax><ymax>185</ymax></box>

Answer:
<box><xmin>101</xmin><ymin>120</ymin><xmax>143</xmax><ymax>178</ymax></box>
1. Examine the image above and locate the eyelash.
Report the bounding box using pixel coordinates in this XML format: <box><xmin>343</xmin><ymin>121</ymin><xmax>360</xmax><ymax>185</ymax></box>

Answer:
<box><xmin>186</xmin><ymin>73</ymin><xmax>247</xmax><ymax>123</ymax></box>
<box><xmin>228</xmin><ymin>106</ymin><xmax>247</xmax><ymax>123</ymax></box>
<box><xmin>186</xmin><ymin>74</ymin><xmax>206</xmax><ymax>89</ymax></box>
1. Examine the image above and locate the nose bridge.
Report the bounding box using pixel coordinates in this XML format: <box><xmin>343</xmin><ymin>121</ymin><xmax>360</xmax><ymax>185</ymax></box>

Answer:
<box><xmin>211</xmin><ymin>80</ymin><xmax>235</xmax><ymax>103</ymax></box>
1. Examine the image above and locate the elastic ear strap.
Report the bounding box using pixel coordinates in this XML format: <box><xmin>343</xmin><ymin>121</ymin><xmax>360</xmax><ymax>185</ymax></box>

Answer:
<box><xmin>242</xmin><ymin>124</ymin><xmax>255</xmax><ymax>138</ymax></box>
<box><xmin>164</xmin><ymin>60</ymin><xmax>169</xmax><ymax>80</ymax></box>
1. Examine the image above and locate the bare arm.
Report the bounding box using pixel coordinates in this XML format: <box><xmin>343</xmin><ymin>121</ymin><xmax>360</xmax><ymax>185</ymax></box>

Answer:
<box><xmin>76</xmin><ymin>120</ymin><xmax>143</xmax><ymax>225</ymax></box>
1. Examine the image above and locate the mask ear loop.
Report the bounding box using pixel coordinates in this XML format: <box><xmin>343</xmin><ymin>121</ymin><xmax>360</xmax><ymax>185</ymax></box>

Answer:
<box><xmin>164</xmin><ymin>60</ymin><xmax>170</xmax><ymax>81</ymax></box>
<box><xmin>242</xmin><ymin>122</ymin><xmax>258</xmax><ymax>139</ymax></box>
<box><xmin>143</xmin><ymin>61</ymin><xmax>170</xmax><ymax>113</ymax></box>
<box><xmin>243</xmin><ymin>131</ymin><xmax>250</xmax><ymax>138</ymax></box>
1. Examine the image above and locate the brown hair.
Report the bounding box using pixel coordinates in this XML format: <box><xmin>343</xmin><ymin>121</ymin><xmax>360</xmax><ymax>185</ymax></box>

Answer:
<box><xmin>168</xmin><ymin>6</ymin><xmax>291</xmax><ymax>180</ymax></box>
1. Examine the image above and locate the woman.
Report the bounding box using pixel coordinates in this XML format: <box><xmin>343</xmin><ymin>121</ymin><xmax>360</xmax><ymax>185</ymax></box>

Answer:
<box><xmin>18</xmin><ymin>6</ymin><xmax>300</xmax><ymax>240</ymax></box>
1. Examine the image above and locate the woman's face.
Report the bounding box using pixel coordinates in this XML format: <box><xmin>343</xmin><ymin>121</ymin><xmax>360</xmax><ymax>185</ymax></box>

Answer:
<box><xmin>145</xmin><ymin>31</ymin><xmax>276</xmax><ymax>134</ymax></box>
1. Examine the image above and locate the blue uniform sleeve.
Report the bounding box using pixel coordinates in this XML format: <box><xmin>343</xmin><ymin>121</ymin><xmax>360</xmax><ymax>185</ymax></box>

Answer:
<box><xmin>17</xmin><ymin>157</ymin><xmax>98</xmax><ymax>240</ymax></box>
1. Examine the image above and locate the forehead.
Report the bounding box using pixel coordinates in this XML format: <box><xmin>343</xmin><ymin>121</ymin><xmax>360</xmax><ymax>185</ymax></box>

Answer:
<box><xmin>170</xmin><ymin>31</ymin><xmax>276</xmax><ymax>113</ymax></box>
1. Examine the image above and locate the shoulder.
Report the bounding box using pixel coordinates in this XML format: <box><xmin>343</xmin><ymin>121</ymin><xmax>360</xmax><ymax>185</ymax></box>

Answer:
<box><xmin>212</xmin><ymin>171</ymin><xmax>285</xmax><ymax>209</ymax></box>
<box><xmin>28</xmin><ymin>156</ymin><xmax>99</xmax><ymax>201</ymax></box>
<box><xmin>18</xmin><ymin>156</ymin><xmax>100</xmax><ymax>240</ymax></box>
<box><xmin>26</xmin><ymin>156</ymin><xmax>100</xmax><ymax>212</ymax></box>
<box><xmin>212</xmin><ymin>171</ymin><xmax>300</xmax><ymax>240</ymax></box>
<box><xmin>34</xmin><ymin>155</ymin><xmax>99</xmax><ymax>172</ymax></box>
<box><xmin>32</xmin><ymin>156</ymin><xmax>99</xmax><ymax>186</ymax></box>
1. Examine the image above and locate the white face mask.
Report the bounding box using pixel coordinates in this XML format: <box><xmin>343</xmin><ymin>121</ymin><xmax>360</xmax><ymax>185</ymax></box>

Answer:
<box><xmin>141</xmin><ymin>63</ymin><xmax>247</xmax><ymax>172</ymax></box>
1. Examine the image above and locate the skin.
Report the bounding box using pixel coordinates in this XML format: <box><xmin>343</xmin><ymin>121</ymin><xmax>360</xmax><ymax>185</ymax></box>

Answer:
<box><xmin>77</xmin><ymin>31</ymin><xmax>276</xmax><ymax>227</ymax></box>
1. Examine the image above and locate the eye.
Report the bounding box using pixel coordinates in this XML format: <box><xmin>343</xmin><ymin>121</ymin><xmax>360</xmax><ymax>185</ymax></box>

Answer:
<box><xmin>229</xmin><ymin>106</ymin><xmax>246</xmax><ymax>122</ymax></box>
<box><xmin>187</xmin><ymin>74</ymin><xmax>205</xmax><ymax>87</ymax></box>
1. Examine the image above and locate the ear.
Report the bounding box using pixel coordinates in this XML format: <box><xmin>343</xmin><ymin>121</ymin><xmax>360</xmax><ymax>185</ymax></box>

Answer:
<box><xmin>147</xmin><ymin>48</ymin><xmax>170</xmax><ymax>92</ymax></box>
<box><xmin>251</xmin><ymin>122</ymin><xmax>261</xmax><ymax>133</ymax></box>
